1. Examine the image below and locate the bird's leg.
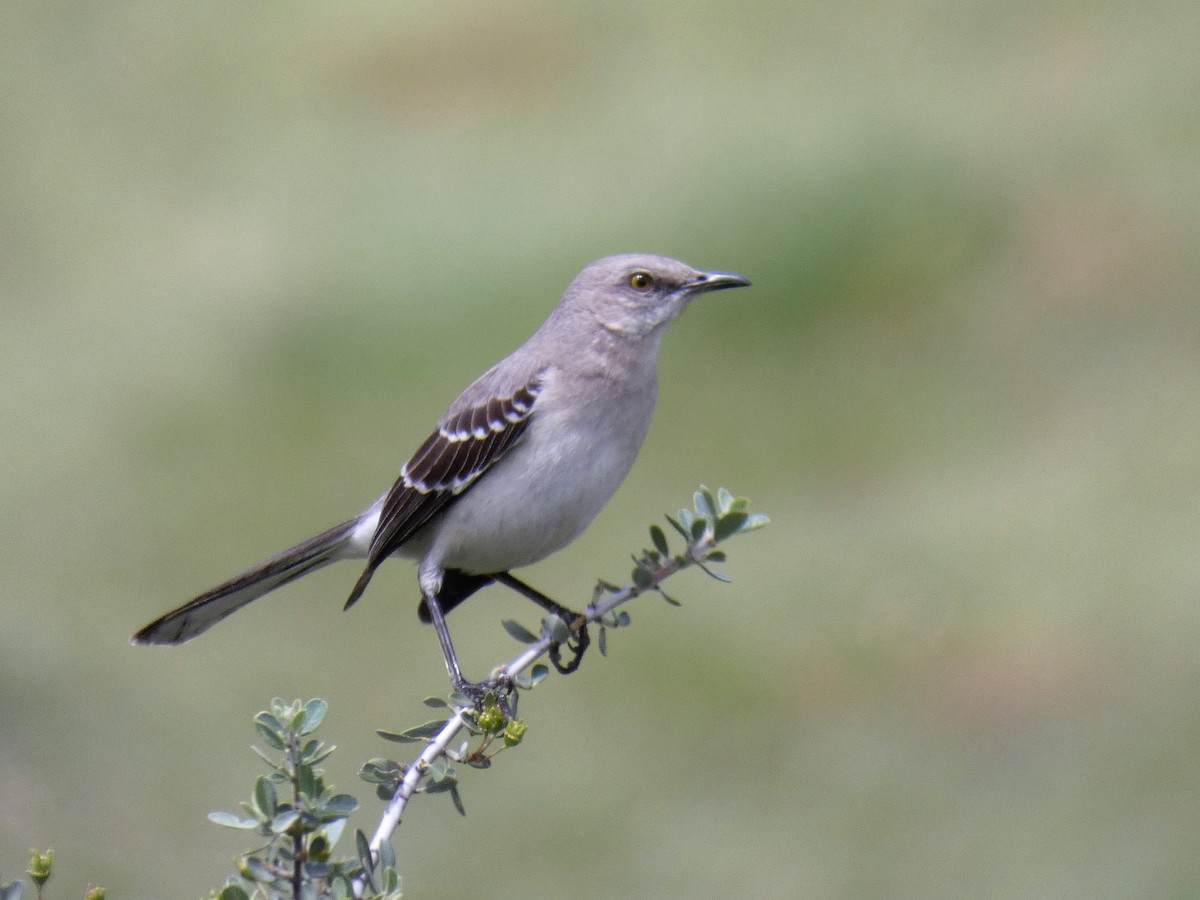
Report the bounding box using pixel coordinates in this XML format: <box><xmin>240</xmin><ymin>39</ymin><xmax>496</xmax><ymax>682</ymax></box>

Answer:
<box><xmin>493</xmin><ymin>572</ymin><xmax>590</xmax><ymax>674</ymax></box>
<box><xmin>417</xmin><ymin>569</ymin><xmax>495</xmax><ymax>621</ymax></box>
<box><xmin>421</xmin><ymin>588</ymin><xmax>514</xmax><ymax>714</ymax></box>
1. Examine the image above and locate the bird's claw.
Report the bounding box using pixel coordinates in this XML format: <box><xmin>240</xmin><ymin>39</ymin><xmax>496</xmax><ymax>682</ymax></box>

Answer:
<box><xmin>451</xmin><ymin>675</ymin><xmax>516</xmax><ymax>719</ymax></box>
<box><xmin>548</xmin><ymin>617</ymin><xmax>590</xmax><ymax>675</ymax></box>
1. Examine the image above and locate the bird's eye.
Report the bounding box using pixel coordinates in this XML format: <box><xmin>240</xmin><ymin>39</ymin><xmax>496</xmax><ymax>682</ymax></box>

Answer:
<box><xmin>628</xmin><ymin>271</ymin><xmax>654</xmax><ymax>292</ymax></box>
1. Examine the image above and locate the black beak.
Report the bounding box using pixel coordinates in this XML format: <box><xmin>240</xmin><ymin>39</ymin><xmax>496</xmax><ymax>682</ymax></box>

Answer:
<box><xmin>691</xmin><ymin>270</ymin><xmax>752</xmax><ymax>293</ymax></box>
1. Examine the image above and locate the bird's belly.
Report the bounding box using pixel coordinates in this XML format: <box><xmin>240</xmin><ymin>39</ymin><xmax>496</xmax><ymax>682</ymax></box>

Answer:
<box><xmin>424</xmin><ymin>414</ymin><xmax>644</xmax><ymax>574</ymax></box>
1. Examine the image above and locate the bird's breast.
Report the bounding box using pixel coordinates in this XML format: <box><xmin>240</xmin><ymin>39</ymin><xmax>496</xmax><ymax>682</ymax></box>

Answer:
<box><xmin>424</xmin><ymin>370</ymin><xmax>656</xmax><ymax>574</ymax></box>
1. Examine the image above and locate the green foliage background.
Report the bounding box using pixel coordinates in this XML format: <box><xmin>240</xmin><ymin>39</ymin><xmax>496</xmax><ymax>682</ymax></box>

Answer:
<box><xmin>3</xmin><ymin>1</ymin><xmax>1199</xmax><ymax>896</ymax></box>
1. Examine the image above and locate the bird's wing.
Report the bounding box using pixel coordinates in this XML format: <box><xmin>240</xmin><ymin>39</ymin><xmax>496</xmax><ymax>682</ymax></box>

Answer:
<box><xmin>343</xmin><ymin>373</ymin><xmax>544</xmax><ymax>608</ymax></box>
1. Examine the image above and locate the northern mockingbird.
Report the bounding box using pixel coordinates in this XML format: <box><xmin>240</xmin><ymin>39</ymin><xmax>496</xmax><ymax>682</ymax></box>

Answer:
<box><xmin>133</xmin><ymin>253</ymin><xmax>750</xmax><ymax>698</ymax></box>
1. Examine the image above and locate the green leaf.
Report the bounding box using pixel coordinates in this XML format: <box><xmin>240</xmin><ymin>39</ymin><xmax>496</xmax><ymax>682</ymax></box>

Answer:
<box><xmin>378</xmin><ymin>719</ymin><xmax>449</xmax><ymax>743</ymax></box>
<box><xmin>649</xmin><ymin>524</ymin><xmax>669</xmax><ymax>555</ymax></box>
<box><xmin>216</xmin><ymin>886</ymin><xmax>251</xmax><ymax>900</ymax></box>
<box><xmin>694</xmin><ymin>487</ymin><xmax>717</xmax><ymax>519</ymax></box>
<box><xmin>255</xmin><ymin>722</ymin><xmax>286</xmax><ymax>751</ymax></box>
<box><xmin>631</xmin><ymin>565</ymin><xmax>653</xmax><ymax>589</ymax></box>
<box><xmin>705</xmin><ymin>550</ymin><xmax>727</xmax><ymax>563</ymax></box>
<box><xmin>319</xmin><ymin>794</ymin><xmax>359</xmax><ymax>819</ymax></box>
<box><xmin>297</xmin><ymin>763</ymin><xmax>318</xmax><ymax>799</ymax></box>
<box><xmin>424</xmin><ymin>772</ymin><xmax>459</xmax><ymax>792</ymax></box>
<box><xmin>690</xmin><ymin>517</ymin><xmax>708</xmax><ymax>541</ymax></box>
<box><xmin>270</xmin><ymin>808</ymin><xmax>301</xmax><ymax>834</ymax></box>
<box><xmin>254</xmin><ymin>712</ymin><xmax>286</xmax><ymax>743</ymax></box>
<box><xmin>598</xmin><ymin>626</ymin><xmax>607</xmax><ymax>656</ymax></box>
<box><xmin>659</xmin><ymin>590</ymin><xmax>682</xmax><ymax>607</ymax></box>
<box><xmin>502</xmin><ymin>619</ymin><xmax>539</xmax><ymax>644</ymax></box>
<box><xmin>714</xmin><ymin>511</ymin><xmax>748</xmax><ymax>541</ymax></box>
<box><xmin>240</xmin><ymin>856</ymin><xmax>275</xmax><ymax>884</ymax></box>
<box><xmin>638</xmin><ymin>549</ymin><xmax>661</xmax><ymax>567</ymax></box>
<box><xmin>301</xmin><ymin>740</ymin><xmax>336</xmax><ymax>767</ymax></box>
<box><xmin>740</xmin><ymin>512</ymin><xmax>770</xmax><ymax>532</ymax></box>
<box><xmin>423</xmin><ymin>696</ymin><xmax>450</xmax><ymax>709</ymax></box>
<box><xmin>513</xmin><ymin>663</ymin><xmax>549</xmax><ymax>690</ymax></box>
<box><xmin>359</xmin><ymin>758</ymin><xmax>403</xmax><ymax>785</ymax></box>
<box><xmin>383</xmin><ymin>867</ymin><xmax>401</xmax><ymax>893</ymax></box>
<box><xmin>664</xmin><ymin>514</ymin><xmax>690</xmax><ymax>539</ymax></box>
<box><xmin>254</xmin><ymin>776</ymin><xmax>278</xmax><ymax>818</ymax></box>
<box><xmin>305</xmin><ymin>860</ymin><xmax>334</xmax><ymax>880</ymax></box>
<box><xmin>544</xmin><ymin>613</ymin><xmax>569</xmax><ymax>643</ymax></box>
<box><xmin>716</xmin><ymin>487</ymin><xmax>734</xmax><ymax>514</ymax></box>
<box><xmin>356</xmin><ymin>829</ymin><xmax>374</xmax><ymax>872</ymax></box>
<box><xmin>378</xmin><ymin>839</ymin><xmax>396</xmax><ymax>873</ymax></box>
<box><xmin>323</xmin><ymin>817</ymin><xmax>347</xmax><ymax>849</ymax></box>
<box><xmin>599</xmin><ymin>607</ymin><xmax>627</xmax><ymax>627</ymax></box>
<box><xmin>429</xmin><ymin>756</ymin><xmax>448</xmax><ymax>781</ymax></box>
<box><xmin>449</xmin><ymin>784</ymin><xmax>467</xmax><ymax>816</ymax></box>
<box><xmin>698</xmin><ymin>562</ymin><xmax>732</xmax><ymax>583</ymax></box>
<box><xmin>208</xmin><ymin>811</ymin><xmax>259</xmax><ymax>830</ymax></box>
<box><xmin>299</xmin><ymin>698</ymin><xmax>328</xmax><ymax>735</ymax></box>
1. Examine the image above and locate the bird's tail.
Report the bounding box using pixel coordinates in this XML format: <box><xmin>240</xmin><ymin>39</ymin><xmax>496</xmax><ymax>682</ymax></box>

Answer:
<box><xmin>132</xmin><ymin>518</ymin><xmax>360</xmax><ymax>645</ymax></box>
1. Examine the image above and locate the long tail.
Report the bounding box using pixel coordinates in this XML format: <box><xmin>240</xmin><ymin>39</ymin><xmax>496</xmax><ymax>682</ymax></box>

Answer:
<box><xmin>132</xmin><ymin>518</ymin><xmax>360</xmax><ymax>645</ymax></box>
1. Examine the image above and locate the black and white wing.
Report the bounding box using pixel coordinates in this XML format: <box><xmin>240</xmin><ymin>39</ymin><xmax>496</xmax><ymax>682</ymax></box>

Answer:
<box><xmin>343</xmin><ymin>375</ymin><xmax>543</xmax><ymax>608</ymax></box>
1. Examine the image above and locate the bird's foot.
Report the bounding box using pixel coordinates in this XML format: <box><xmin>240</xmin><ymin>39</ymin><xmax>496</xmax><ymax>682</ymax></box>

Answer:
<box><xmin>451</xmin><ymin>674</ymin><xmax>516</xmax><ymax>720</ymax></box>
<box><xmin>548</xmin><ymin>615</ymin><xmax>591</xmax><ymax>675</ymax></box>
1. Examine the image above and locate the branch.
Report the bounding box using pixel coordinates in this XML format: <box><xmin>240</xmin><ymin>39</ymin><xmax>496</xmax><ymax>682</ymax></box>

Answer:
<box><xmin>354</xmin><ymin>487</ymin><xmax>767</xmax><ymax>895</ymax></box>
<box><xmin>365</xmin><ymin>570</ymin><xmax>640</xmax><ymax>853</ymax></box>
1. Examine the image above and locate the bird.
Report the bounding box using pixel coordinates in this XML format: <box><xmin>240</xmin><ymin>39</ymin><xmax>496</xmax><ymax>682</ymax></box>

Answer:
<box><xmin>133</xmin><ymin>254</ymin><xmax>750</xmax><ymax>700</ymax></box>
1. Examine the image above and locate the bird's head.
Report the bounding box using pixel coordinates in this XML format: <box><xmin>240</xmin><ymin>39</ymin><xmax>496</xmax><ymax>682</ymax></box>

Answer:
<box><xmin>567</xmin><ymin>253</ymin><xmax>751</xmax><ymax>338</ymax></box>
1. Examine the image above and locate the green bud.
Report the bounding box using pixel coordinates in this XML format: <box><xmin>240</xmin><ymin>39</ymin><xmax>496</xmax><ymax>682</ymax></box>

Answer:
<box><xmin>27</xmin><ymin>849</ymin><xmax>52</xmax><ymax>887</ymax></box>
<box><xmin>85</xmin><ymin>888</ymin><xmax>107</xmax><ymax>900</ymax></box>
<box><xmin>503</xmin><ymin>717</ymin><xmax>528</xmax><ymax>747</ymax></box>
<box><xmin>476</xmin><ymin>704</ymin><xmax>505</xmax><ymax>734</ymax></box>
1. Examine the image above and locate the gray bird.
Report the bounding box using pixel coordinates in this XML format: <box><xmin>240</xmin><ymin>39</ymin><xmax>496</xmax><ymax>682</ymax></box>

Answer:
<box><xmin>133</xmin><ymin>254</ymin><xmax>750</xmax><ymax>697</ymax></box>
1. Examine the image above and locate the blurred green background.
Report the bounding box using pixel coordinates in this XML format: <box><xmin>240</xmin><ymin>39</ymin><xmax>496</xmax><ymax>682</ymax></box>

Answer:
<box><xmin>3</xmin><ymin>0</ymin><xmax>1200</xmax><ymax>896</ymax></box>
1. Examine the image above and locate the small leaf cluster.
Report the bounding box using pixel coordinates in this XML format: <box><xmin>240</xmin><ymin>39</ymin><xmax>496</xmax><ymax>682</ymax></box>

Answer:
<box><xmin>365</xmin><ymin>693</ymin><xmax>530</xmax><ymax>818</ymax></box>
<box><xmin>631</xmin><ymin>486</ymin><xmax>768</xmax><ymax>598</ymax></box>
<box><xmin>209</xmin><ymin>699</ymin><xmax>400</xmax><ymax>900</ymax></box>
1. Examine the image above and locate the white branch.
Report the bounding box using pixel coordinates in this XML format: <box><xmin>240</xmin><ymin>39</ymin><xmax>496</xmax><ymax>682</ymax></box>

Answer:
<box><xmin>353</xmin><ymin>544</ymin><xmax>701</xmax><ymax>896</ymax></box>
